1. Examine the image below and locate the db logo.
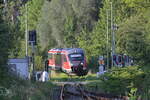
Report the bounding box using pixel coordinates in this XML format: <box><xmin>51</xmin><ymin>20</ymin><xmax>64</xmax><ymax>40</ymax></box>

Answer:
<box><xmin>0</xmin><ymin>87</ymin><xmax>10</xmax><ymax>96</ymax></box>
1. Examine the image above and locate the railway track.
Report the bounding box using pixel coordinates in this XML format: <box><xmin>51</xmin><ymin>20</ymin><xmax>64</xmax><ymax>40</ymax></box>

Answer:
<box><xmin>59</xmin><ymin>83</ymin><xmax>128</xmax><ymax>100</ymax></box>
<box><xmin>50</xmin><ymin>72</ymin><xmax>128</xmax><ymax>100</ymax></box>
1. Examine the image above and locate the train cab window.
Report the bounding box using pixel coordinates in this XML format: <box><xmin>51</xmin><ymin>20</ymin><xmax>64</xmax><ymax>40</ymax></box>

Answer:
<box><xmin>62</xmin><ymin>54</ymin><xmax>67</xmax><ymax>62</ymax></box>
<box><xmin>69</xmin><ymin>53</ymin><xmax>84</xmax><ymax>61</ymax></box>
<box><xmin>48</xmin><ymin>53</ymin><xmax>53</xmax><ymax>59</ymax></box>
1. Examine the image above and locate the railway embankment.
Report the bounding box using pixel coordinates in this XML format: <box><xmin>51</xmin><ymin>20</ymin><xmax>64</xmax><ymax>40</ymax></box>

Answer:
<box><xmin>1</xmin><ymin>66</ymin><xmax>149</xmax><ymax>100</ymax></box>
<box><xmin>51</xmin><ymin>82</ymin><xmax>128</xmax><ymax>100</ymax></box>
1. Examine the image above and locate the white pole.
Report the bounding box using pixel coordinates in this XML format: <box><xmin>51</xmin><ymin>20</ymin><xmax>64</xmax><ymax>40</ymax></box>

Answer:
<box><xmin>3</xmin><ymin>0</ymin><xmax>7</xmax><ymax>8</ymax></box>
<box><xmin>106</xmin><ymin>9</ymin><xmax>109</xmax><ymax>70</ymax></box>
<box><xmin>3</xmin><ymin>0</ymin><xmax>7</xmax><ymax>17</ymax></box>
<box><xmin>25</xmin><ymin>4</ymin><xmax>28</xmax><ymax>56</ymax></box>
<box><xmin>110</xmin><ymin>2</ymin><xmax>114</xmax><ymax>67</ymax></box>
<box><xmin>113</xmin><ymin>26</ymin><xmax>115</xmax><ymax>55</ymax></box>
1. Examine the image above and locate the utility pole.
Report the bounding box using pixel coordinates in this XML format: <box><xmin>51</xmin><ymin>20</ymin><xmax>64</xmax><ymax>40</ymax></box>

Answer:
<box><xmin>110</xmin><ymin>2</ymin><xmax>117</xmax><ymax>67</ymax></box>
<box><xmin>112</xmin><ymin>24</ymin><xmax>116</xmax><ymax>55</ymax></box>
<box><xmin>106</xmin><ymin>9</ymin><xmax>109</xmax><ymax>70</ymax></box>
<box><xmin>25</xmin><ymin>3</ymin><xmax>30</xmax><ymax>80</ymax></box>
<box><xmin>31</xmin><ymin>42</ymin><xmax>35</xmax><ymax>76</ymax></box>
<box><xmin>110</xmin><ymin>2</ymin><xmax>114</xmax><ymax>67</ymax></box>
<box><xmin>29</xmin><ymin>30</ymin><xmax>37</xmax><ymax>80</ymax></box>
<box><xmin>25</xmin><ymin>3</ymin><xmax>28</xmax><ymax>57</ymax></box>
<box><xmin>3</xmin><ymin>0</ymin><xmax>7</xmax><ymax>18</ymax></box>
<box><xmin>3</xmin><ymin>0</ymin><xmax>7</xmax><ymax>10</ymax></box>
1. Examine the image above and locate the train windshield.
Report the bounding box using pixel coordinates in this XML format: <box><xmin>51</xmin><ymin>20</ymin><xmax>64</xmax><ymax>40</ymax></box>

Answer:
<box><xmin>69</xmin><ymin>53</ymin><xmax>84</xmax><ymax>61</ymax></box>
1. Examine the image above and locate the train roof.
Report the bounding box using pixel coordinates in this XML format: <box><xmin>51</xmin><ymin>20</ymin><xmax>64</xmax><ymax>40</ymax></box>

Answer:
<box><xmin>48</xmin><ymin>48</ymin><xmax>84</xmax><ymax>54</ymax></box>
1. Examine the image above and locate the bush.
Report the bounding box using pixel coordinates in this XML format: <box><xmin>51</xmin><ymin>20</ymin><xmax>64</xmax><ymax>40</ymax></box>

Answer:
<box><xmin>99</xmin><ymin>66</ymin><xmax>145</xmax><ymax>95</ymax></box>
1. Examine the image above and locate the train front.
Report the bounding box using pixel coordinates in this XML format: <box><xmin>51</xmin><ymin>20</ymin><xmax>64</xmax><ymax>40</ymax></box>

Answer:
<box><xmin>68</xmin><ymin>49</ymin><xmax>88</xmax><ymax>76</ymax></box>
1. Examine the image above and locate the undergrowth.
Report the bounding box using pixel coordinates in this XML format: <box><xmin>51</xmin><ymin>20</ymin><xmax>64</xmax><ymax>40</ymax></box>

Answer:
<box><xmin>0</xmin><ymin>75</ymin><xmax>56</xmax><ymax>100</ymax></box>
<box><xmin>99</xmin><ymin>66</ymin><xmax>150</xmax><ymax>99</ymax></box>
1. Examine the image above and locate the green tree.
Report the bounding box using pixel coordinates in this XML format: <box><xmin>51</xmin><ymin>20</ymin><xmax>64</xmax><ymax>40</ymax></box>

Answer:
<box><xmin>17</xmin><ymin>0</ymin><xmax>44</xmax><ymax>58</ymax></box>
<box><xmin>38</xmin><ymin>0</ymin><xmax>101</xmax><ymax>51</ymax></box>
<box><xmin>0</xmin><ymin>0</ymin><xmax>12</xmax><ymax>85</ymax></box>
<box><xmin>20</xmin><ymin>0</ymin><xmax>44</xmax><ymax>31</ymax></box>
<box><xmin>100</xmin><ymin>66</ymin><xmax>144</xmax><ymax>95</ymax></box>
<box><xmin>116</xmin><ymin>11</ymin><xmax>150</xmax><ymax>65</ymax></box>
<box><xmin>1</xmin><ymin>0</ymin><xmax>24</xmax><ymax>58</ymax></box>
<box><xmin>77</xmin><ymin>27</ymin><xmax>92</xmax><ymax>60</ymax></box>
<box><xmin>64</xmin><ymin>16</ymin><xmax>76</xmax><ymax>47</ymax></box>
<box><xmin>76</xmin><ymin>0</ymin><xmax>109</xmax><ymax>69</ymax></box>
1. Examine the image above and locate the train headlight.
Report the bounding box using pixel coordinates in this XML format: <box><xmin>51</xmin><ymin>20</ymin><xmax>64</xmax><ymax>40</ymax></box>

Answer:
<box><xmin>70</xmin><ymin>63</ymin><xmax>73</xmax><ymax>67</ymax></box>
<box><xmin>81</xmin><ymin>62</ymin><xmax>84</xmax><ymax>65</ymax></box>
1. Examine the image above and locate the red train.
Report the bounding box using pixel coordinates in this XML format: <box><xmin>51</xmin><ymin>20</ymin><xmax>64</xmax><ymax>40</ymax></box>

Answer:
<box><xmin>47</xmin><ymin>48</ymin><xmax>88</xmax><ymax>76</ymax></box>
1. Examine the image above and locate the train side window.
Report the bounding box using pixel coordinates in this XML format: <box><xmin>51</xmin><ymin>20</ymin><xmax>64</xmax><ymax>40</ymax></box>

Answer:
<box><xmin>48</xmin><ymin>53</ymin><xmax>52</xmax><ymax>59</ymax></box>
<box><xmin>118</xmin><ymin>56</ymin><xmax>122</xmax><ymax>63</ymax></box>
<box><xmin>55</xmin><ymin>53</ymin><xmax>61</xmax><ymax>65</ymax></box>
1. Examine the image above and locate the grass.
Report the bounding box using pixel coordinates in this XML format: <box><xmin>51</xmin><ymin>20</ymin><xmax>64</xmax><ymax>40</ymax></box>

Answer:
<box><xmin>48</xmin><ymin>70</ymin><xmax>104</xmax><ymax>94</ymax></box>
<box><xmin>0</xmin><ymin>69</ymin><xmax>103</xmax><ymax>100</ymax></box>
<box><xmin>49</xmin><ymin>70</ymin><xmax>101</xmax><ymax>83</ymax></box>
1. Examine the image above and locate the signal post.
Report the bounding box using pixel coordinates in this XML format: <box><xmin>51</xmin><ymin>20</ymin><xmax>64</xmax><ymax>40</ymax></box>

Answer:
<box><xmin>28</xmin><ymin>30</ymin><xmax>37</xmax><ymax>81</ymax></box>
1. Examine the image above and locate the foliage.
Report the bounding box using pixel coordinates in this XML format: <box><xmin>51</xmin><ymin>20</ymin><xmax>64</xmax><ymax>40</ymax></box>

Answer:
<box><xmin>128</xmin><ymin>88</ymin><xmax>138</xmax><ymax>100</ymax></box>
<box><xmin>123</xmin><ymin>0</ymin><xmax>150</xmax><ymax>9</ymax></box>
<box><xmin>35</xmin><ymin>55</ymin><xmax>43</xmax><ymax>71</ymax></box>
<box><xmin>0</xmin><ymin>0</ymin><xmax>12</xmax><ymax>83</ymax></box>
<box><xmin>1</xmin><ymin>0</ymin><xmax>150</xmax><ymax>99</ymax></box>
<box><xmin>38</xmin><ymin>0</ymin><xmax>101</xmax><ymax>51</ymax></box>
<box><xmin>99</xmin><ymin>66</ymin><xmax>150</xmax><ymax>99</ymax></box>
<box><xmin>64</xmin><ymin>16</ymin><xmax>76</xmax><ymax>47</ymax></box>
<box><xmin>0</xmin><ymin>76</ymin><xmax>56</xmax><ymax>100</ymax></box>
<box><xmin>76</xmin><ymin>0</ymin><xmax>140</xmax><ymax>69</ymax></box>
<box><xmin>18</xmin><ymin>0</ymin><xmax>45</xmax><ymax>71</ymax></box>
<box><xmin>20</xmin><ymin>0</ymin><xmax>44</xmax><ymax>31</ymax></box>
<box><xmin>140</xmin><ymin>67</ymin><xmax>150</xmax><ymax>99</ymax></box>
<box><xmin>0</xmin><ymin>19</ymin><xmax>9</xmax><ymax>66</ymax></box>
<box><xmin>116</xmin><ymin>11</ymin><xmax>150</xmax><ymax>65</ymax></box>
<box><xmin>100</xmin><ymin>66</ymin><xmax>145</xmax><ymax>95</ymax></box>
<box><xmin>76</xmin><ymin>0</ymin><xmax>108</xmax><ymax>70</ymax></box>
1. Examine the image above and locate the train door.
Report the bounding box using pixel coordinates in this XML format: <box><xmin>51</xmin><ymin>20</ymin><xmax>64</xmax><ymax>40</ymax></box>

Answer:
<box><xmin>54</xmin><ymin>53</ymin><xmax>62</xmax><ymax>69</ymax></box>
<box><xmin>48</xmin><ymin>53</ymin><xmax>55</xmax><ymax>69</ymax></box>
<box><xmin>62</xmin><ymin>54</ymin><xmax>70</xmax><ymax>71</ymax></box>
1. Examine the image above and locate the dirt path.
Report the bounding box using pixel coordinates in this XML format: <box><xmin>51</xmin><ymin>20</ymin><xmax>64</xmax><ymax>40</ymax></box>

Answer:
<box><xmin>52</xmin><ymin>81</ymin><xmax>89</xmax><ymax>85</ymax></box>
